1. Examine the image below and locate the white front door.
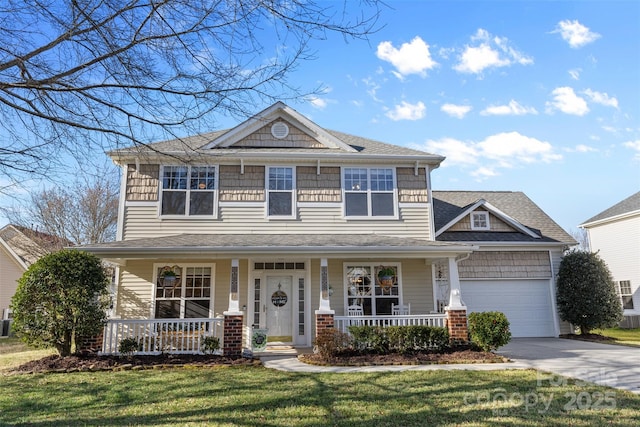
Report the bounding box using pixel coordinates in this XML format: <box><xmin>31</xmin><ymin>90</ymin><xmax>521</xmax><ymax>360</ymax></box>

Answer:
<box><xmin>266</xmin><ymin>276</ymin><xmax>293</xmax><ymax>343</ymax></box>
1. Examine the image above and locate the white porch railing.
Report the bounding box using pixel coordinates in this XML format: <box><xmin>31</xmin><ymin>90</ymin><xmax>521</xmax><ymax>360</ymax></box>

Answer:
<box><xmin>101</xmin><ymin>318</ymin><xmax>224</xmax><ymax>355</ymax></box>
<box><xmin>334</xmin><ymin>314</ymin><xmax>447</xmax><ymax>334</ymax></box>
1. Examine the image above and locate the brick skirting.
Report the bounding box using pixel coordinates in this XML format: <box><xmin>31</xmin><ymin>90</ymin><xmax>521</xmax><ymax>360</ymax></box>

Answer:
<box><xmin>315</xmin><ymin>313</ymin><xmax>334</xmax><ymax>337</ymax></box>
<box><xmin>77</xmin><ymin>330</ymin><xmax>104</xmax><ymax>353</ymax></box>
<box><xmin>223</xmin><ymin>314</ymin><xmax>244</xmax><ymax>357</ymax></box>
<box><xmin>446</xmin><ymin>309</ymin><xmax>468</xmax><ymax>345</ymax></box>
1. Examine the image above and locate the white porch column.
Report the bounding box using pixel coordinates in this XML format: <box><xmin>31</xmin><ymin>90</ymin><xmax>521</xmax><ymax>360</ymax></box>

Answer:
<box><xmin>446</xmin><ymin>256</ymin><xmax>466</xmax><ymax>310</ymax></box>
<box><xmin>225</xmin><ymin>259</ymin><xmax>242</xmax><ymax>315</ymax></box>
<box><xmin>317</xmin><ymin>258</ymin><xmax>334</xmax><ymax>313</ymax></box>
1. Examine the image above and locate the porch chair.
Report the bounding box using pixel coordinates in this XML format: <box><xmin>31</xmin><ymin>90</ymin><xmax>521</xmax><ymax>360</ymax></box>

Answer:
<box><xmin>392</xmin><ymin>303</ymin><xmax>410</xmax><ymax>315</ymax></box>
<box><xmin>347</xmin><ymin>305</ymin><xmax>364</xmax><ymax>316</ymax></box>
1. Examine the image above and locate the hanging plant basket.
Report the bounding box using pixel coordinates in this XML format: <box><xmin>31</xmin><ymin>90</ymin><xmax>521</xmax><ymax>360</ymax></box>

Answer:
<box><xmin>159</xmin><ymin>265</ymin><xmax>180</xmax><ymax>287</ymax></box>
<box><xmin>377</xmin><ymin>266</ymin><xmax>396</xmax><ymax>291</ymax></box>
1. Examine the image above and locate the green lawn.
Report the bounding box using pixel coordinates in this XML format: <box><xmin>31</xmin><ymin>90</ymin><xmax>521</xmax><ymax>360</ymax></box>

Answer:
<box><xmin>0</xmin><ymin>337</ymin><xmax>57</xmax><ymax>372</ymax></box>
<box><xmin>0</xmin><ymin>366</ymin><xmax>639</xmax><ymax>426</ymax></box>
<box><xmin>592</xmin><ymin>327</ymin><xmax>640</xmax><ymax>346</ymax></box>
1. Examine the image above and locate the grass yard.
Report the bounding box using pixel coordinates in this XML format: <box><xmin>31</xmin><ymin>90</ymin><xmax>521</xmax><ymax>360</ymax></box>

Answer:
<box><xmin>0</xmin><ymin>337</ymin><xmax>56</xmax><ymax>372</ymax></box>
<box><xmin>1</xmin><ymin>366</ymin><xmax>639</xmax><ymax>426</ymax></box>
<box><xmin>592</xmin><ymin>328</ymin><xmax>640</xmax><ymax>346</ymax></box>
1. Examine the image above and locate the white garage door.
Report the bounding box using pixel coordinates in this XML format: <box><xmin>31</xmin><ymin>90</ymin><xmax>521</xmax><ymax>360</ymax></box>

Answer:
<box><xmin>461</xmin><ymin>280</ymin><xmax>556</xmax><ymax>337</ymax></box>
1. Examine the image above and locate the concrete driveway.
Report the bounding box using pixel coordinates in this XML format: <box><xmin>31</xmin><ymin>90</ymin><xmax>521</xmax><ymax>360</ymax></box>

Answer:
<box><xmin>497</xmin><ymin>338</ymin><xmax>640</xmax><ymax>394</ymax></box>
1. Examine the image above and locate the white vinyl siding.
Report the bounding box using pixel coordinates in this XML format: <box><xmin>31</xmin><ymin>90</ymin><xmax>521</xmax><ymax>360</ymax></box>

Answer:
<box><xmin>122</xmin><ymin>204</ymin><xmax>432</xmax><ymax>239</ymax></box>
<box><xmin>0</xmin><ymin>247</ymin><xmax>25</xmax><ymax>317</ymax></box>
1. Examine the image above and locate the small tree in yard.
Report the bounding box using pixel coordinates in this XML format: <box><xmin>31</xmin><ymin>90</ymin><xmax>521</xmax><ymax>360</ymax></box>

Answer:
<box><xmin>11</xmin><ymin>250</ymin><xmax>110</xmax><ymax>356</ymax></box>
<box><xmin>556</xmin><ymin>251</ymin><xmax>623</xmax><ymax>335</ymax></box>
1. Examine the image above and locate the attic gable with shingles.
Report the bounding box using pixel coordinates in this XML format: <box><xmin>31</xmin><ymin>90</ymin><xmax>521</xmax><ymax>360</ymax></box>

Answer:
<box><xmin>580</xmin><ymin>191</ymin><xmax>640</xmax><ymax>227</ymax></box>
<box><xmin>433</xmin><ymin>191</ymin><xmax>576</xmax><ymax>244</ymax></box>
<box><xmin>0</xmin><ymin>225</ymin><xmax>67</xmax><ymax>267</ymax></box>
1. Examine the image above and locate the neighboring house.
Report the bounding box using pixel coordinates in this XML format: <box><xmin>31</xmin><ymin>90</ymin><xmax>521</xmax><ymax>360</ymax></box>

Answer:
<box><xmin>580</xmin><ymin>191</ymin><xmax>640</xmax><ymax>328</ymax></box>
<box><xmin>0</xmin><ymin>225</ymin><xmax>67</xmax><ymax>327</ymax></box>
<box><xmin>80</xmin><ymin>102</ymin><xmax>576</xmax><ymax>355</ymax></box>
<box><xmin>432</xmin><ymin>192</ymin><xmax>576</xmax><ymax>337</ymax></box>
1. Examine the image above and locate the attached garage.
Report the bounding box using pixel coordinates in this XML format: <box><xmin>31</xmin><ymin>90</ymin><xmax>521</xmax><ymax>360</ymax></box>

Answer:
<box><xmin>461</xmin><ymin>279</ymin><xmax>557</xmax><ymax>337</ymax></box>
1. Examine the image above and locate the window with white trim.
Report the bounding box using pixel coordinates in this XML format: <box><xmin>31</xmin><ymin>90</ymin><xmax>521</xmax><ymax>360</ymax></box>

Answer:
<box><xmin>471</xmin><ymin>211</ymin><xmax>490</xmax><ymax>230</ymax></box>
<box><xmin>155</xmin><ymin>265</ymin><xmax>213</xmax><ymax>318</ymax></box>
<box><xmin>343</xmin><ymin>168</ymin><xmax>396</xmax><ymax>217</ymax></box>
<box><xmin>345</xmin><ymin>264</ymin><xmax>400</xmax><ymax>315</ymax></box>
<box><xmin>618</xmin><ymin>280</ymin><xmax>634</xmax><ymax>310</ymax></box>
<box><xmin>161</xmin><ymin>165</ymin><xmax>217</xmax><ymax>216</ymax></box>
<box><xmin>267</xmin><ymin>166</ymin><xmax>295</xmax><ymax>217</ymax></box>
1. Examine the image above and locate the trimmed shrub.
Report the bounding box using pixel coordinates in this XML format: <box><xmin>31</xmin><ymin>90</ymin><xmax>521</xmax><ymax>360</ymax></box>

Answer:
<box><xmin>556</xmin><ymin>251</ymin><xmax>623</xmax><ymax>334</ymax></box>
<box><xmin>348</xmin><ymin>325</ymin><xmax>389</xmax><ymax>354</ymax></box>
<box><xmin>313</xmin><ymin>328</ymin><xmax>352</xmax><ymax>359</ymax></box>
<box><xmin>468</xmin><ymin>311</ymin><xmax>511</xmax><ymax>352</ymax></box>
<box><xmin>349</xmin><ymin>325</ymin><xmax>449</xmax><ymax>354</ymax></box>
<box><xmin>118</xmin><ymin>337</ymin><xmax>142</xmax><ymax>356</ymax></box>
<box><xmin>201</xmin><ymin>336</ymin><xmax>220</xmax><ymax>354</ymax></box>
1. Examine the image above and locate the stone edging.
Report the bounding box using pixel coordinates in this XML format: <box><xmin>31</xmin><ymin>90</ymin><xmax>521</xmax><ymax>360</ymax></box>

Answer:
<box><xmin>297</xmin><ymin>355</ymin><xmax>510</xmax><ymax>367</ymax></box>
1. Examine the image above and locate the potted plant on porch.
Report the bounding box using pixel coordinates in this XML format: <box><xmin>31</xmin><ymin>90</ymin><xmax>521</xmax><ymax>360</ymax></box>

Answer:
<box><xmin>377</xmin><ymin>266</ymin><xmax>396</xmax><ymax>292</ymax></box>
<box><xmin>159</xmin><ymin>265</ymin><xmax>179</xmax><ymax>287</ymax></box>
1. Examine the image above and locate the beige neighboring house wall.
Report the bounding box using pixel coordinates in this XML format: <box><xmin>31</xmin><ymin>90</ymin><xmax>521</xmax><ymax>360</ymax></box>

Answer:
<box><xmin>0</xmin><ymin>225</ymin><xmax>63</xmax><ymax>319</ymax></box>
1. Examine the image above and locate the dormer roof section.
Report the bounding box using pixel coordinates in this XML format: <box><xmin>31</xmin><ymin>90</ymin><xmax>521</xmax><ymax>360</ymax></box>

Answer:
<box><xmin>435</xmin><ymin>198</ymin><xmax>541</xmax><ymax>239</ymax></box>
<box><xmin>202</xmin><ymin>102</ymin><xmax>357</xmax><ymax>152</ymax></box>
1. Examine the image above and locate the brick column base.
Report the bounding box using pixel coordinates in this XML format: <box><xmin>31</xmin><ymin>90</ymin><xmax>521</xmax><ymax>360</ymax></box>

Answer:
<box><xmin>76</xmin><ymin>329</ymin><xmax>104</xmax><ymax>354</ymax></box>
<box><xmin>223</xmin><ymin>314</ymin><xmax>244</xmax><ymax>357</ymax></box>
<box><xmin>315</xmin><ymin>313</ymin><xmax>334</xmax><ymax>339</ymax></box>
<box><xmin>446</xmin><ymin>309</ymin><xmax>468</xmax><ymax>346</ymax></box>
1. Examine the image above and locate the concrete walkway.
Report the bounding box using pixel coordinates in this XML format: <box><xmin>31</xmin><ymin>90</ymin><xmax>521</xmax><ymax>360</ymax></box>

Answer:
<box><xmin>261</xmin><ymin>338</ymin><xmax>640</xmax><ymax>394</ymax></box>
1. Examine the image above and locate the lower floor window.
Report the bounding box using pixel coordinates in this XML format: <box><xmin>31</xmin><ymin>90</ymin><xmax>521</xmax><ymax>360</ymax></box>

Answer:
<box><xmin>155</xmin><ymin>265</ymin><xmax>213</xmax><ymax>318</ymax></box>
<box><xmin>345</xmin><ymin>264</ymin><xmax>400</xmax><ymax>315</ymax></box>
<box><xmin>619</xmin><ymin>280</ymin><xmax>634</xmax><ymax>310</ymax></box>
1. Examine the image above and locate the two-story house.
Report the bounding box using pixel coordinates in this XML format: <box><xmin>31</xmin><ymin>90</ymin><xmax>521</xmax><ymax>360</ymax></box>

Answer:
<box><xmin>580</xmin><ymin>191</ymin><xmax>640</xmax><ymax>328</ymax></box>
<box><xmin>81</xmin><ymin>102</ymin><xmax>575</xmax><ymax>355</ymax></box>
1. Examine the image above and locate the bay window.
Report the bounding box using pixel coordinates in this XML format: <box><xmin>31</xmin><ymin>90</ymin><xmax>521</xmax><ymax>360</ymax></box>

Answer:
<box><xmin>161</xmin><ymin>165</ymin><xmax>217</xmax><ymax>217</ymax></box>
<box><xmin>343</xmin><ymin>168</ymin><xmax>396</xmax><ymax>217</ymax></box>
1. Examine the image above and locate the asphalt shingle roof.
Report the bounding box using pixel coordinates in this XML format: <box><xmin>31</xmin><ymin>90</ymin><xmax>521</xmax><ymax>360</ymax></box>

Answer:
<box><xmin>432</xmin><ymin>191</ymin><xmax>576</xmax><ymax>245</ymax></box>
<box><xmin>581</xmin><ymin>191</ymin><xmax>640</xmax><ymax>225</ymax></box>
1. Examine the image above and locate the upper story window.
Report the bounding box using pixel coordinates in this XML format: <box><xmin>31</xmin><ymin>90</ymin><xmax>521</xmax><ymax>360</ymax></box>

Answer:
<box><xmin>471</xmin><ymin>211</ymin><xmax>490</xmax><ymax>230</ymax></box>
<box><xmin>161</xmin><ymin>166</ymin><xmax>217</xmax><ymax>217</ymax></box>
<box><xmin>267</xmin><ymin>167</ymin><xmax>295</xmax><ymax>217</ymax></box>
<box><xmin>343</xmin><ymin>168</ymin><xmax>396</xmax><ymax>217</ymax></box>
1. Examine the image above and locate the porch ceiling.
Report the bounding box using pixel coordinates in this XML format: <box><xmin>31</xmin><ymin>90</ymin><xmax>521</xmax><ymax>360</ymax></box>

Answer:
<box><xmin>76</xmin><ymin>233</ymin><xmax>476</xmax><ymax>263</ymax></box>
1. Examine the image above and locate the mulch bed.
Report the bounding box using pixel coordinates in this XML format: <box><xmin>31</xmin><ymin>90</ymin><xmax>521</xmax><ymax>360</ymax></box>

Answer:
<box><xmin>10</xmin><ymin>353</ymin><xmax>259</xmax><ymax>375</ymax></box>
<box><xmin>559</xmin><ymin>333</ymin><xmax>615</xmax><ymax>343</ymax></box>
<box><xmin>300</xmin><ymin>349</ymin><xmax>508</xmax><ymax>366</ymax></box>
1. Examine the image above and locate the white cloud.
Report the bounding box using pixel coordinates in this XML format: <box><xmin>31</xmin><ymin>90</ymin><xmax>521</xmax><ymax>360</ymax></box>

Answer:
<box><xmin>566</xmin><ymin>144</ymin><xmax>598</xmax><ymax>153</ymax></box>
<box><xmin>481</xmin><ymin>100</ymin><xmax>538</xmax><ymax>116</ymax></box>
<box><xmin>307</xmin><ymin>96</ymin><xmax>328</xmax><ymax>109</ymax></box>
<box><xmin>441</xmin><ymin>103</ymin><xmax>472</xmax><ymax>119</ymax></box>
<box><xmin>421</xmin><ymin>132</ymin><xmax>561</xmax><ymax>180</ymax></box>
<box><xmin>478</xmin><ymin>132</ymin><xmax>562</xmax><ymax>165</ymax></box>
<box><xmin>583</xmin><ymin>89</ymin><xmax>619</xmax><ymax>108</ymax></box>
<box><xmin>568</xmin><ymin>68</ymin><xmax>581</xmax><ymax>80</ymax></box>
<box><xmin>454</xmin><ymin>29</ymin><xmax>532</xmax><ymax>75</ymax></box>
<box><xmin>546</xmin><ymin>87</ymin><xmax>589</xmax><ymax>116</ymax></box>
<box><xmin>386</xmin><ymin>101</ymin><xmax>426</xmax><ymax>121</ymax></box>
<box><xmin>553</xmin><ymin>20</ymin><xmax>601</xmax><ymax>48</ymax></box>
<box><xmin>376</xmin><ymin>36</ymin><xmax>437</xmax><ymax>78</ymax></box>
<box><xmin>624</xmin><ymin>140</ymin><xmax>640</xmax><ymax>160</ymax></box>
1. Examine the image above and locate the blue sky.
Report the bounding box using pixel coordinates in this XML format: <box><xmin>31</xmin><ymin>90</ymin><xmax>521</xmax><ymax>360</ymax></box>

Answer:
<box><xmin>280</xmin><ymin>0</ymin><xmax>640</xmax><ymax>233</ymax></box>
<box><xmin>2</xmin><ymin>1</ymin><xmax>638</xmax><ymax>235</ymax></box>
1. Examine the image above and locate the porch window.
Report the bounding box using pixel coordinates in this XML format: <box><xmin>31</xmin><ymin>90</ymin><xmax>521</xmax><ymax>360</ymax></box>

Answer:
<box><xmin>345</xmin><ymin>264</ymin><xmax>400</xmax><ymax>315</ymax></box>
<box><xmin>161</xmin><ymin>165</ymin><xmax>217</xmax><ymax>217</ymax></box>
<box><xmin>155</xmin><ymin>265</ymin><xmax>213</xmax><ymax>318</ymax></box>
<box><xmin>267</xmin><ymin>166</ymin><xmax>295</xmax><ymax>217</ymax></box>
<box><xmin>618</xmin><ymin>280</ymin><xmax>634</xmax><ymax>310</ymax></box>
<box><xmin>343</xmin><ymin>168</ymin><xmax>396</xmax><ymax>217</ymax></box>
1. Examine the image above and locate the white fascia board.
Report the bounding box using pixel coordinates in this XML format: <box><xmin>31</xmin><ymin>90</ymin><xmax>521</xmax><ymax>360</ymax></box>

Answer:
<box><xmin>200</xmin><ymin>102</ymin><xmax>357</xmax><ymax>153</ymax></box>
<box><xmin>447</xmin><ymin>241</ymin><xmax>567</xmax><ymax>251</ymax></box>
<box><xmin>0</xmin><ymin>237</ymin><xmax>29</xmax><ymax>270</ymax></box>
<box><xmin>579</xmin><ymin>210</ymin><xmax>640</xmax><ymax>229</ymax></box>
